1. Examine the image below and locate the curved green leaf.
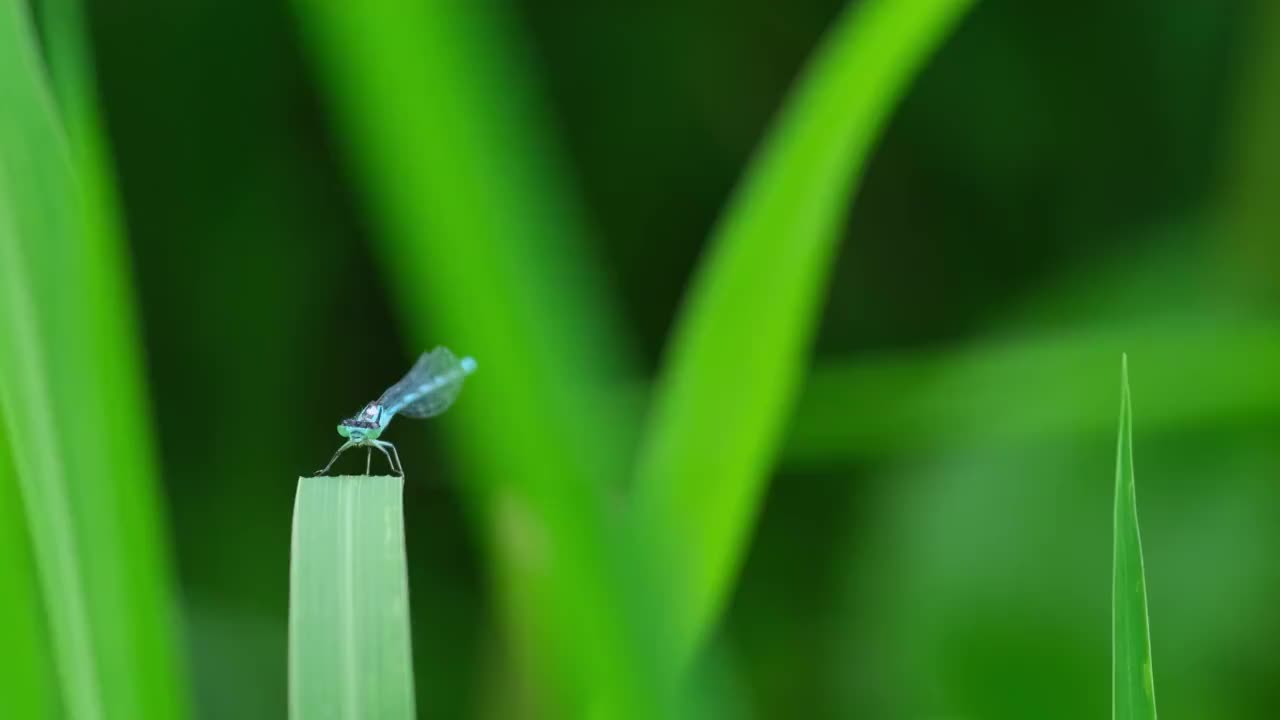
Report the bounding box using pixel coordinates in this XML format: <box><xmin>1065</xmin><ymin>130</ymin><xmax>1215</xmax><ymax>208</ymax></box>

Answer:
<box><xmin>632</xmin><ymin>0</ymin><xmax>975</xmax><ymax>664</ymax></box>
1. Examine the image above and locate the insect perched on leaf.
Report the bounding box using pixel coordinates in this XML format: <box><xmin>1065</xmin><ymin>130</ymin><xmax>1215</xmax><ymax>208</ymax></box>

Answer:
<box><xmin>314</xmin><ymin>346</ymin><xmax>477</xmax><ymax>476</ymax></box>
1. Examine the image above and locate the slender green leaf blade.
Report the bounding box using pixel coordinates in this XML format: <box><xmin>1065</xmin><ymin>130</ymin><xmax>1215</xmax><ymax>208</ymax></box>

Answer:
<box><xmin>1113</xmin><ymin>355</ymin><xmax>1158</xmax><ymax>719</ymax></box>
<box><xmin>633</xmin><ymin>0</ymin><xmax>975</xmax><ymax>663</ymax></box>
<box><xmin>0</xmin><ymin>4</ymin><xmax>184</xmax><ymax>719</ymax></box>
<box><xmin>290</xmin><ymin>475</ymin><xmax>416</xmax><ymax>720</ymax></box>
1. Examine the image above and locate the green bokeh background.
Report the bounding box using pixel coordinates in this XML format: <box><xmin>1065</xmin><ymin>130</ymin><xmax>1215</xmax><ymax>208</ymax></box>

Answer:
<box><xmin>12</xmin><ymin>0</ymin><xmax>1280</xmax><ymax>717</ymax></box>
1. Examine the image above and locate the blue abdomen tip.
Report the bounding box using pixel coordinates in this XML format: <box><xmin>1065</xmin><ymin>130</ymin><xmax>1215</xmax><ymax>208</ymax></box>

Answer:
<box><xmin>461</xmin><ymin>356</ymin><xmax>478</xmax><ymax>374</ymax></box>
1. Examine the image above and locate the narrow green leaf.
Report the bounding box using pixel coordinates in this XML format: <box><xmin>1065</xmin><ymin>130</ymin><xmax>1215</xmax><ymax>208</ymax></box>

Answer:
<box><xmin>633</xmin><ymin>0</ymin><xmax>975</xmax><ymax>663</ymax></box>
<box><xmin>1113</xmin><ymin>355</ymin><xmax>1158</xmax><ymax>719</ymax></box>
<box><xmin>291</xmin><ymin>3</ymin><xmax>668</xmax><ymax>717</ymax></box>
<box><xmin>0</xmin><ymin>3</ymin><xmax>185</xmax><ymax>718</ymax></box>
<box><xmin>290</xmin><ymin>475</ymin><xmax>416</xmax><ymax>720</ymax></box>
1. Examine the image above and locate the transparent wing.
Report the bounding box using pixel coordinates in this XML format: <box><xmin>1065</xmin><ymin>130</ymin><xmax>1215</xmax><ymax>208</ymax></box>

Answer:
<box><xmin>378</xmin><ymin>346</ymin><xmax>474</xmax><ymax>419</ymax></box>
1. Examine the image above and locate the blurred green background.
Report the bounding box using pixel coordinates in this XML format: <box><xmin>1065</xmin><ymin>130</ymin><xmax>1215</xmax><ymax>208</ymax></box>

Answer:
<box><xmin>4</xmin><ymin>0</ymin><xmax>1278</xmax><ymax>717</ymax></box>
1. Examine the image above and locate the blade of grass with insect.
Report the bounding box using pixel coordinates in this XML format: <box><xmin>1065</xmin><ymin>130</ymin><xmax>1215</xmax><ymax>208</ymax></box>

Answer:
<box><xmin>632</xmin><ymin>0</ymin><xmax>975</xmax><ymax>665</ymax></box>
<box><xmin>0</xmin><ymin>423</ymin><xmax>58</xmax><ymax>720</ymax></box>
<box><xmin>290</xmin><ymin>475</ymin><xmax>416</xmax><ymax>720</ymax></box>
<box><xmin>0</xmin><ymin>3</ymin><xmax>186</xmax><ymax>719</ymax></box>
<box><xmin>290</xmin><ymin>3</ymin><xmax>667</xmax><ymax>717</ymax></box>
<box><xmin>1113</xmin><ymin>356</ymin><xmax>1158</xmax><ymax>719</ymax></box>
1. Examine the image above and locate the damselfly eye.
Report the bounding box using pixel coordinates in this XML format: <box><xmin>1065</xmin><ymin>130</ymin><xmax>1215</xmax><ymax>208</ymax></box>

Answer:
<box><xmin>364</xmin><ymin>404</ymin><xmax>379</xmax><ymax>420</ymax></box>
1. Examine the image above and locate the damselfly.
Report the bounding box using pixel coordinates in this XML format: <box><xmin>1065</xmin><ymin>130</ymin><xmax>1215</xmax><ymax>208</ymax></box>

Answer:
<box><xmin>314</xmin><ymin>346</ymin><xmax>477</xmax><ymax>476</ymax></box>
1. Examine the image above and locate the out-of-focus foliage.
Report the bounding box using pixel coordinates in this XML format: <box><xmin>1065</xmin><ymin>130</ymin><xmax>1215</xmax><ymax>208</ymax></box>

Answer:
<box><xmin>0</xmin><ymin>419</ymin><xmax>57</xmax><ymax>719</ymax></box>
<box><xmin>0</xmin><ymin>3</ymin><xmax>186</xmax><ymax>719</ymax></box>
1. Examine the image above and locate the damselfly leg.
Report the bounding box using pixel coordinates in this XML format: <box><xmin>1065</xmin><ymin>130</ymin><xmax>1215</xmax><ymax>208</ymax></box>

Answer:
<box><xmin>369</xmin><ymin>442</ymin><xmax>398</xmax><ymax>476</ymax></box>
<box><xmin>314</xmin><ymin>440</ymin><xmax>356</xmax><ymax>476</ymax></box>
<box><xmin>314</xmin><ymin>439</ymin><xmax>401</xmax><ymax>476</ymax></box>
<box><xmin>373</xmin><ymin>440</ymin><xmax>404</xmax><ymax>476</ymax></box>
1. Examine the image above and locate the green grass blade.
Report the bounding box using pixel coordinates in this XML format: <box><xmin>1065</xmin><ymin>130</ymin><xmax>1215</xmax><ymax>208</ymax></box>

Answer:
<box><xmin>292</xmin><ymin>3</ymin><xmax>668</xmax><ymax>717</ymax></box>
<box><xmin>0</xmin><ymin>4</ymin><xmax>185</xmax><ymax>719</ymax></box>
<box><xmin>290</xmin><ymin>476</ymin><xmax>416</xmax><ymax>720</ymax></box>
<box><xmin>1113</xmin><ymin>355</ymin><xmax>1158</xmax><ymax>720</ymax></box>
<box><xmin>633</xmin><ymin>0</ymin><xmax>975</xmax><ymax>663</ymax></box>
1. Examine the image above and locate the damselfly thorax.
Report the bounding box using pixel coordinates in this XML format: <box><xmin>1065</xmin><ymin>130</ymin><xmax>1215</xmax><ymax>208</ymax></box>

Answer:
<box><xmin>338</xmin><ymin>402</ymin><xmax>386</xmax><ymax>441</ymax></box>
